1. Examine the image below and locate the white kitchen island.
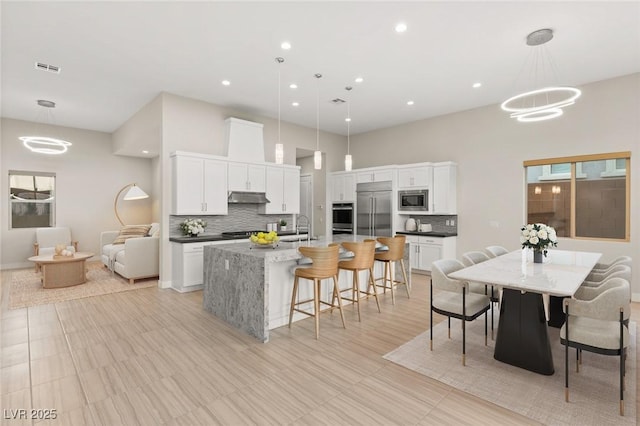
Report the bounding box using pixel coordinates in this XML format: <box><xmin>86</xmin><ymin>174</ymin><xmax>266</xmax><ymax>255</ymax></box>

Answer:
<box><xmin>203</xmin><ymin>235</ymin><xmax>410</xmax><ymax>342</ymax></box>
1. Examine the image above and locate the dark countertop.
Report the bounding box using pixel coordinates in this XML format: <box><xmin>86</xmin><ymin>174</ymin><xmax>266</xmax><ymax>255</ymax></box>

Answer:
<box><xmin>396</xmin><ymin>231</ymin><xmax>458</xmax><ymax>238</ymax></box>
<box><xmin>170</xmin><ymin>230</ymin><xmax>306</xmax><ymax>244</ymax></box>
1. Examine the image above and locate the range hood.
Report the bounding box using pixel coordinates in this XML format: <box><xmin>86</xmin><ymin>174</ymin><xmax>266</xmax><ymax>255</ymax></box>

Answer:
<box><xmin>227</xmin><ymin>191</ymin><xmax>270</xmax><ymax>204</ymax></box>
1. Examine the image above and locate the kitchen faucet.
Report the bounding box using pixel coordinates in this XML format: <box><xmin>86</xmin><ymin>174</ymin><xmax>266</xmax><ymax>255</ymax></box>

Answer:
<box><xmin>296</xmin><ymin>214</ymin><xmax>311</xmax><ymax>245</ymax></box>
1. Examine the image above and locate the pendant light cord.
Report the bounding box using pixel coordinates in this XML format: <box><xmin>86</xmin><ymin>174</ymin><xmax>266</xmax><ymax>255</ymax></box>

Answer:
<box><xmin>315</xmin><ymin>74</ymin><xmax>321</xmax><ymax>151</ymax></box>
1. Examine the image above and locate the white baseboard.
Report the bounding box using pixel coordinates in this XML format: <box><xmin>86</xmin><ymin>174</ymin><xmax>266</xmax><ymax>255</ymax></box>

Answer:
<box><xmin>158</xmin><ymin>279</ymin><xmax>172</xmax><ymax>289</ymax></box>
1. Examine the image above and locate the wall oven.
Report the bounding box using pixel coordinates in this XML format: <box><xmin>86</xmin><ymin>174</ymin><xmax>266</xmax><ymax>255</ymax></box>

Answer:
<box><xmin>398</xmin><ymin>189</ymin><xmax>429</xmax><ymax>212</ymax></box>
<box><xmin>332</xmin><ymin>203</ymin><xmax>354</xmax><ymax>234</ymax></box>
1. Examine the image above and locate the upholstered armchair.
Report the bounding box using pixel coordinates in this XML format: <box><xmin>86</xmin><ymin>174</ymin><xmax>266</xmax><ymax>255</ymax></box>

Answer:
<box><xmin>100</xmin><ymin>223</ymin><xmax>159</xmax><ymax>284</ymax></box>
<box><xmin>33</xmin><ymin>227</ymin><xmax>78</xmax><ymax>271</ymax></box>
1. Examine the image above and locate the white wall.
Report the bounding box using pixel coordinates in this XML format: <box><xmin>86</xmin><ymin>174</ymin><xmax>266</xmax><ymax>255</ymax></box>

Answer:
<box><xmin>0</xmin><ymin>118</ymin><xmax>153</xmax><ymax>268</ymax></box>
<box><xmin>349</xmin><ymin>73</ymin><xmax>640</xmax><ymax>297</ymax></box>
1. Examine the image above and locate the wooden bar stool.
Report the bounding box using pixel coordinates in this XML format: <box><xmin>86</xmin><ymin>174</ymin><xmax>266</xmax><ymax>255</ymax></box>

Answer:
<box><xmin>374</xmin><ymin>235</ymin><xmax>410</xmax><ymax>305</ymax></box>
<box><xmin>288</xmin><ymin>244</ymin><xmax>346</xmax><ymax>339</ymax></box>
<box><xmin>336</xmin><ymin>239</ymin><xmax>381</xmax><ymax>321</ymax></box>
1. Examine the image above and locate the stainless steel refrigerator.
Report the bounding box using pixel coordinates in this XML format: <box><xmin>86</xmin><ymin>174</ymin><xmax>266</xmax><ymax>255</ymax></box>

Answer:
<box><xmin>356</xmin><ymin>181</ymin><xmax>393</xmax><ymax>237</ymax></box>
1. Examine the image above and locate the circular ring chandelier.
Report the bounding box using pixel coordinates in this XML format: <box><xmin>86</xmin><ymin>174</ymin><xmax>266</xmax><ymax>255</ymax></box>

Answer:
<box><xmin>20</xmin><ymin>136</ymin><xmax>72</xmax><ymax>154</ymax></box>
<box><xmin>502</xmin><ymin>29</ymin><xmax>581</xmax><ymax>123</ymax></box>
<box><xmin>501</xmin><ymin>86</ymin><xmax>582</xmax><ymax>122</ymax></box>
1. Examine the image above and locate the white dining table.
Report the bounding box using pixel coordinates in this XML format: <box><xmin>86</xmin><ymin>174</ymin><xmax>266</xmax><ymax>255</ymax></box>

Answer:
<box><xmin>449</xmin><ymin>249</ymin><xmax>601</xmax><ymax>375</ymax></box>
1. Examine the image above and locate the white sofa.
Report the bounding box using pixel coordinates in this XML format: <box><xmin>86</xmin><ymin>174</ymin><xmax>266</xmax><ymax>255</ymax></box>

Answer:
<box><xmin>100</xmin><ymin>224</ymin><xmax>159</xmax><ymax>284</ymax></box>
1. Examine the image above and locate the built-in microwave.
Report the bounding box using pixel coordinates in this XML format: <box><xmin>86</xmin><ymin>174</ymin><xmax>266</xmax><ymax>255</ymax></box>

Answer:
<box><xmin>398</xmin><ymin>189</ymin><xmax>429</xmax><ymax>212</ymax></box>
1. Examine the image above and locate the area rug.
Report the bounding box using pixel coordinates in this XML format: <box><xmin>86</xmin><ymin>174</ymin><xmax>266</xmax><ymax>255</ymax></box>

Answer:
<box><xmin>384</xmin><ymin>316</ymin><xmax>636</xmax><ymax>425</ymax></box>
<box><xmin>8</xmin><ymin>262</ymin><xmax>157</xmax><ymax>309</ymax></box>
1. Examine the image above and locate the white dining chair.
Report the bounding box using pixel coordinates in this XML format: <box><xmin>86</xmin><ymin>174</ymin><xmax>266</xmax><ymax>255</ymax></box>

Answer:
<box><xmin>430</xmin><ymin>259</ymin><xmax>490</xmax><ymax>366</ymax></box>
<box><xmin>462</xmin><ymin>251</ymin><xmax>499</xmax><ymax>338</ymax></box>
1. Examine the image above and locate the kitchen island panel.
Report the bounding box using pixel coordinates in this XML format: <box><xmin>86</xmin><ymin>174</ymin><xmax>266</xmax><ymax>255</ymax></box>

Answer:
<box><xmin>203</xmin><ymin>247</ymin><xmax>268</xmax><ymax>342</ymax></box>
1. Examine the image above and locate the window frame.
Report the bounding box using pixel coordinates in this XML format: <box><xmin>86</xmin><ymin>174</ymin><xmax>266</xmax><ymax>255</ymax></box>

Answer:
<box><xmin>524</xmin><ymin>151</ymin><xmax>631</xmax><ymax>242</ymax></box>
<box><xmin>9</xmin><ymin>170</ymin><xmax>56</xmax><ymax>229</ymax></box>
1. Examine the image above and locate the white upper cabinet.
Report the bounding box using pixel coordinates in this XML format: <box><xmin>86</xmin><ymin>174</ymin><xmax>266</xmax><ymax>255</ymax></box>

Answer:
<box><xmin>397</xmin><ymin>164</ymin><xmax>432</xmax><ymax>189</ymax></box>
<box><xmin>432</xmin><ymin>162</ymin><xmax>457</xmax><ymax>214</ymax></box>
<box><xmin>228</xmin><ymin>162</ymin><xmax>266</xmax><ymax>192</ymax></box>
<box><xmin>330</xmin><ymin>172</ymin><xmax>356</xmax><ymax>203</ymax></box>
<box><xmin>172</xmin><ymin>154</ymin><xmax>228</xmax><ymax>215</ymax></box>
<box><xmin>260</xmin><ymin>165</ymin><xmax>300</xmax><ymax>214</ymax></box>
<box><xmin>356</xmin><ymin>168</ymin><xmax>394</xmax><ymax>184</ymax></box>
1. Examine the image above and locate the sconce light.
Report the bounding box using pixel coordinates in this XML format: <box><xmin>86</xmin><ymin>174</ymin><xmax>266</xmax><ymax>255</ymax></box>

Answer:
<box><xmin>552</xmin><ymin>185</ymin><xmax>561</xmax><ymax>194</ymax></box>
<box><xmin>534</xmin><ymin>186</ymin><xmax>542</xmax><ymax>195</ymax></box>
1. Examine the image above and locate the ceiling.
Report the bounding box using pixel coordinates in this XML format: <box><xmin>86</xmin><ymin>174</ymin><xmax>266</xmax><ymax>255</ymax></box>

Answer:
<box><xmin>2</xmin><ymin>1</ymin><xmax>639</xmax><ymax>146</ymax></box>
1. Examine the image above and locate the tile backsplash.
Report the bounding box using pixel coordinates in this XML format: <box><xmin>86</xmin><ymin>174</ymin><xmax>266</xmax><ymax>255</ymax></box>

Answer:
<box><xmin>170</xmin><ymin>204</ymin><xmax>291</xmax><ymax>237</ymax></box>
<box><xmin>401</xmin><ymin>215</ymin><xmax>458</xmax><ymax>233</ymax></box>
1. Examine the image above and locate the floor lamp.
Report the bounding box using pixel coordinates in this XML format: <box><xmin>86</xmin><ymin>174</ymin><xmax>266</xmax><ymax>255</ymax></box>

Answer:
<box><xmin>114</xmin><ymin>183</ymin><xmax>149</xmax><ymax>226</ymax></box>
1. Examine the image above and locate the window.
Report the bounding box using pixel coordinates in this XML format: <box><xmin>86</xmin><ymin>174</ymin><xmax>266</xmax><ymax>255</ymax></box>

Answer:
<box><xmin>524</xmin><ymin>152</ymin><xmax>630</xmax><ymax>241</ymax></box>
<box><xmin>9</xmin><ymin>171</ymin><xmax>55</xmax><ymax>229</ymax></box>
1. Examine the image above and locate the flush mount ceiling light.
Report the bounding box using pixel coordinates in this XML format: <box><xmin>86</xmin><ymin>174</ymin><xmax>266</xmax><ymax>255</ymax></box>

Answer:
<box><xmin>395</xmin><ymin>22</ymin><xmax>407</xmax><ymax>33</ymax></box>
<box><xmin>355</xmin><ymin>76</ymin><xmax>364</xmax><ymax>83</ymax></box>
<box><xmin>281</xmin><ymin>41</ymin><xmax>291</xmax><ymax>50</ymax></box>
<box><xmin>501</xmin><ymin>28</ymin><xmax>581</xmax><ymax>123</ymax></box>
<box><xmin>275</xmin><ymin>57</ymin><xmax>285</xmax><ymax>164</ymax></box>
<box><xmin>289</xmin><ymin>83</ymin><xmax>298</xmax><ymax>89</ymax></box>
<box><xmin>314</xmin><ymin>73</ymin><xmax>322</xmax><ymax>170</ymax></box>
<box><xmin>473</xmin><ymin>82</ymin><xmax>482</xmax><ymax>88</ymax></box>
<box><xmin>221</xmin><ymin>80</ymin><xmax>231</xmax><ymax>86</ymax></box>
<box><xmin>20</xmin><ymin>99</ymin><xmax>72</xmax><ymax>154</ymax></box>
<box><xmin>407</xmin><ymin>100</ymin><xmax>415</xmax><ymax>106</ymax></box>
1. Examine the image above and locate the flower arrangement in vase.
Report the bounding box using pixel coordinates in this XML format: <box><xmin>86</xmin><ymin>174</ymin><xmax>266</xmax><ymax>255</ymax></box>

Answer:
<box><xmin>520</xmin><ymin>223</ymin><xmax>558</xmax><ymax>263</ymax></box>
<box><xmin>181</xmin><ymin>218</ymin><xmax>207</xmax><ymax>237</ymax></box>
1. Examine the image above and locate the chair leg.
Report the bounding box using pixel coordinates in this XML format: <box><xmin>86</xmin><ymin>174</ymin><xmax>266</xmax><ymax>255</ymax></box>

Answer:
<box><xmin>288</xmin><ymin>276</ymin><xmax>299</xmax><ymax>328</ymax></box>
<box><xmin>448</xmin><ymin>316</ymin><xmax>451</xmax><ymax>339</ymax></box>
<box><xmin>576</xmin><ymin>349</ymin><xmax>579</xmax><ymax>373</ymax></box>
<box><xmin>565</xmin><ymin>306</ymin><xmax>569</xmax><ymax>403</ymax></box>
<box><xmin>429</xmin><ymin>279</ymin><xmax>433</xmax><ymax>351</ymax></box>
<box><xmin>353</xmin><ymin>270</ymin><xmax>361</xmax><ymax>322</ymax></box>
<box><xmin>462</xmin><ymin>290</ymin><xmax>466</xmax><ymax>366</ymax></box>
<box><xmin>388</xmin><ymin>262</ymin><xmax>395</xmax><ymax>305</ymax></box>
<box><xmin>314</xmin><ymin>278</ymin><xmax>320</xmax><ymax>339</ymax></box>
<box><xmin>399</xmin><ymin>259</ymin><xmax>410</xmax><ymax>298</ymax></box>
<box><xmin>368</xmin><ymin>267</ymin><xmax>381</xmax><ymax>313</ymax></box>
<box><xmin>484</xmin><ymin>309</ymin><xmax>488</xmax><ymax>346</ymax></box>
<box><xmin>333</xmin><ymin>275</ymin><xmax>346</xmax><ymax>329</ymax></box>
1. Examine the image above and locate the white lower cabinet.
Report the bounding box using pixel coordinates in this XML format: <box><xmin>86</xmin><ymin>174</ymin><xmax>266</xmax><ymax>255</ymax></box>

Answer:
<box><xmin>405</xmin><ymin>235</ymin><xmax>457</xmax><ymax>272</ymax></box>
<box><xmin>172</xmin><ymin>240</ymin><xmax>244</xmax><ymax>292</ymax></box>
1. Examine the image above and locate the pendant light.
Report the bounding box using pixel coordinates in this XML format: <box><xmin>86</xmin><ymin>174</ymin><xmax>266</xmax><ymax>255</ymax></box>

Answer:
<box><xmin>19</xmin><ymin>100</ymin><xmax>72</xmax><ymax>154</ymax></box>
<box><xmin>314</xmin><ymin>73</ymin><xmax>322</xmax><ymax>170</ymax></box>
<box><xmin>275</xmin><ymin>57</ymin><xmax>285</xmax><ymax>164</ymax></box>
<box><xmin>344</xmin><ymin>86</ymin><xmax>353</xmax><ymax>171</ymax></box>
<box><xmin>501</xmin><ymin>28</ymin><xmax>581</xmax><ymax>123</ymax></box>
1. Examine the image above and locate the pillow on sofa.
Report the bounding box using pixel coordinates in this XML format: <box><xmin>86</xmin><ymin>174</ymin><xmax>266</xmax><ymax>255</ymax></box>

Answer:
<box><xmin>113</xmin><ymin>224</ymin><xmax>152</xmax><ymax>245</ymax></box>
<box><xmin>148</xmin><ymin>222</ymin><xmax>160</xmax><ymax>237</ymax></box>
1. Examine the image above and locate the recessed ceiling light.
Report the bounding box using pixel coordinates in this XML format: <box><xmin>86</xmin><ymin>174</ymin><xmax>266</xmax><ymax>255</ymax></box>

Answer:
<box><xmin>289</xmin><ymin>83</ymin><xmax>298</xmax><ymax>89</ymax></box>
<box><xmin>281</xmin><ymin>41</ymin><xmax>291</xmax><ymax>50</ymax></box>
<box><xmin>473</xmin><ymin>82</ymin><xmax>482</xmax><ymax>88</ymax></box>
<box><xmin>292</xmin><ymin>102</ymin><xmax>299</xmax><ymax>107</ymax></box>
<box><xmin>355</xmin><ymin>77</ymin><xmax>364</xmax><ymax>83</ymax></box>
<box><xmin>345</xmin><ymin>117</ymin><xmax>351</xmax><ymax>122</ymax></box>
<box><xmin>407</xmin><ymin>100</ymin><xmax>415</xmax><ymax>106</ymax></box>
<box><xmin>142</xmin><ymin>150</ymin><xmax>149</xmax><ymax>154</ymax></box>
<box><xmin>222</xmin><ymin>80</ymin><xmax>231</xmax><ymax>86</ymax></box>
<box><xmin>395</xmin><ymin>22</ymin><xmax>408</xmax><ymax>33</ymax></box>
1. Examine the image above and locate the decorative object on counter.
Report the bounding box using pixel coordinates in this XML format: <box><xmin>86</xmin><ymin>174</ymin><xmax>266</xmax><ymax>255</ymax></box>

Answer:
<box><xmin>405</xmin><ymin>218</ymin><xmax>417</xmax><ymax>231</ymax></box>
<box><xmin>279</xmin><ymin>219</ymin><xmax>287</xmax><ymax>231</ymax></box>
<box><xmin>249</xmin><ymin>231</ymin><xmax>279</xmax><ymax>249</ymax></box>
<box><xmin>181</xmin><ymin>218</ymin><xmax>207</xmax><ymax>236</ymax></box>
<box><xmin>420</xmin><ymin>223</ymin><xmax>432</xmax><ymax>232</ymax></box>
<box><xmin>520</xmin><ymin>223</ymin><xmax>557</xmax><ymax>263</ymax></box>
<box><xmin>53</xmin><ymin>243</ymin><xmax>74</xmax><ymax>259</ymax></box>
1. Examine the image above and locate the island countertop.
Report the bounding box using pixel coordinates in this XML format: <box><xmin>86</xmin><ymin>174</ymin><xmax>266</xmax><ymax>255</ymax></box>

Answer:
<box><xmin>202</xmin><ymin>234</ymin><xmax>410</xmax><ymax>342</ymax></box>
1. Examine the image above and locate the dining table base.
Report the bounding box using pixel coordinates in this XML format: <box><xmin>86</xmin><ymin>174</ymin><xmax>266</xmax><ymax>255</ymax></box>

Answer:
<box><xmin>494</xmin><ymin>289</ymin><xmax>554</xmax><ymax>375</ymax></box>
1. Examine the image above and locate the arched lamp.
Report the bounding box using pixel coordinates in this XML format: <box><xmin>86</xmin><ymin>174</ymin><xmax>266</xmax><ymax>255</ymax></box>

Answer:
<box><xmin>114</xmin><ymin>183</ymin><xmax>149</xmax><ymax>226</ymax></box>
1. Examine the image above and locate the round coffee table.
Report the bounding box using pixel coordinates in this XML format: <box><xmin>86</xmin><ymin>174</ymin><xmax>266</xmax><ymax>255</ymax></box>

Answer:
<box><xmin>28</xmin><ymin>252</ymin><xmax>94</xmax><ymax>289</ymax></box>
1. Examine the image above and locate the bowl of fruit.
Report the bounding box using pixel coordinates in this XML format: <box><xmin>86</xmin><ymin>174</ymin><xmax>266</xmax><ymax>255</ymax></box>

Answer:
<box><xmin>249</xmin><ymin>231</ymin><xmax>280</xmax><ymax>249</ymax></box>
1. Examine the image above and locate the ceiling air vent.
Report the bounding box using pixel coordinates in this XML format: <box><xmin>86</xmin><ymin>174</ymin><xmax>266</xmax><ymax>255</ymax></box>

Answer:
<box><xmin>331</xmin><ymin>98</ymin><xmax>346</xmax><ymax>104</ymax></box>
<box><xmin>35</xmin><ymin>62</ymin><xmax>61</xmax><ymax>74</ymax></box>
